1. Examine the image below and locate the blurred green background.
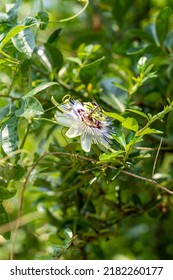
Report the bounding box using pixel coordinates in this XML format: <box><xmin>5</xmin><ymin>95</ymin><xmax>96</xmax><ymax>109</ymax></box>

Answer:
<box><xmin>1</xmin><ymin>0</ymin><xmax>173</xmax><ymax>260</ymax></box>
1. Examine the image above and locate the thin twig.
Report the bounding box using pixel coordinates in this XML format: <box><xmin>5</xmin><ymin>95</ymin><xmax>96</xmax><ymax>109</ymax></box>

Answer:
<box><xmin>152</xmin><ymin>137</ymin><xmax>163</xmax><ymax>178</ymax></box>
<box><xmin>30</xmin><ymin>151</ymin><xmax>173</xmax><ymax>194</ymax></box>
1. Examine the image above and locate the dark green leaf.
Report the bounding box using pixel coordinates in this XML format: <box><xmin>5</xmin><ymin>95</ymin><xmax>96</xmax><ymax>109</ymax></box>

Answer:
<box><xmin>156</xmin><ymin>7</ymin><xmax>172</xmax><ymax>45</ymax></box>
<box><xmin>0</xmin><ymin>115</ymin><xmax>19</xmax><ymax>155</ymax></box>
<box><xmin>0</xmin><ymin>104</ymin><xmax>16</xmax><ymax>123</ymax></box>
<box><xmin>15</xmin><ymin>96</ymin><xmax>44</xmax><ymax>119</ymax></box>
<box><xmin>44</xmin><ymin>43</ymin><xmax>63</xmax><ymax>72</ymax></box>
<box><xmin>13</xmin><ymin>165</ymin><xmax>25</xmax><ymax>180</ymax></box>
<box><xmin>24</xmin><ymin>17</ymin><xmax>38</xmax><ymax>26</ymax></box>
<box><xmin>47</xmin><ymin>28</ymin><xmax>63</xmax><ymax>44</ymax></box>
<box><xmin>36</xmin><ymin>11</ymin><xmax>49</xmax><ymax>30</ymax></box>
<box><xmin>79</xmin><ymin>56</ymin><xmax>105</xmax><ymax>84</ymax></box>
<box><xmin>0</xmin><ymin>204</ymin><xmax>10</xmax><ymax>240</ymax></box>
<box><xmin>0</xmin><ymin>186</ymin><xmax>17</xmax><ymax>200</ymax></box>
<box><xmin>128</xmin><ymin>29</ymin><xmax>156</xmax><ymax>44</ymax></box>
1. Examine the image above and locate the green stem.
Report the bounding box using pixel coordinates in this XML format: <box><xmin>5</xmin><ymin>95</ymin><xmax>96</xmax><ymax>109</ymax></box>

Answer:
<box><xmin>19</xmin><ymin>122</ymin><xmax>30</xmax><ymax>150</ymax></box>
<box><xmin>136</xmin><ymin>102</ymin><xmax>173</xmax><ymax>136</ymax></box>
<box><xmin>0</xmin><ymin>50</ymin><xmax>19</xmax><ymax>64</ymax></box>
<box><xmin>49</xmin><ymin>0</ymin><xmax>89</xmax><ymax>23</ymax></box>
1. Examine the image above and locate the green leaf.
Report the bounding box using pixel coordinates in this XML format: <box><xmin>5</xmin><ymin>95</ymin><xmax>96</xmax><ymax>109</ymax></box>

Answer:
<box><xmin>99</xmin><ymin>151</ymin><xmax>125</xmax><ymax>163</ymax></box>
<box><xmin>64</xmin><ymin>228</ymin><xmax>73</xmax><ymax>239</ymax></box>
<box><xmin>15</xmin><ymin>97</ymin><xmax>44</xmax><ymax>119</ymax></box>
<box><xmin>112</xmin><ymin>82</ymin><xmax>128</xmax><ymax>93</ymax></box>
<box><xmin>156</xmin><ymin>7</ymin><xmax>172</xmax><ymax>45</ymax></box>
<box><xmin>105</xmin><ymin>112</ymin><xmax>125</xmax><ymax>122</ymax></box>
<box><xmin>0</xmin><ymin>204</ymin><xmax>10</xmax><ymax>240</ymax></box>
<box><xmin>0</xmin><ymin>187</ymin><xmax>17</xmax><ymax>200</ymax></box>
<box><xmin>47</xmin><ymin>28</ymin><xmax>63</xmax><ymax>44</ymax></box>
<box><xmin>79</xmin><ymin>56</ymin><xmax>105</xmax><ymax>84</ymax></box>
<box><xmin>122</xmin><ymin>117</ymin><xmax>138</xmax><ymax>132</ymax></box>
<box><xmin>138</xmin><ymin>127</ymin><xmax>163</xmax><ymax>136</ymax></box>
<box><xmin>13</xmin><ymin>165</ymin><xmax>25</xmax><ymax>180</ymax></box>
<box><xmin>126</xmin><ymin>109</ymin><xmax>149</xmax><ymax>120</ymax></box>
<box><xmin>36</xmin><ymin>11</ymin><xmax>49</xmax><ymax>30</ymax></box>
<box><xmin>0</xmin><ymin>104</ymin><xmax>16</xmax><ymax>123</ymax></box>
<box><xmin>6</xmin><ymin>0</ymin><xmax>21</xmax><ymax>23</ymax></box>
<box><xmin>0</xmin><ymin>24</ymin><xmax>36</xmax><ymax>51</ymax></box>
<box><xmin>12</xmin><ymin>28</ymin><xmax>35</xmax><ymax>58</ymax></box>
<box><xmin>113</xmin><ymin>128</ymin><xmax>126</xmax><ymax>148</ymax></box>
<box><xmin>24</xmin><ymin>17</ymin><xmax>38</xmax><ymax>26</ymax></box>
<box><xmin>44</xmin><ymin>43</ymin><xmax>63</xmax><ymax>72</ymax></box>
<box><xmin>23</xmin><ymin>82</ymin><xmax>58</xmax><ymax>99</ymax></box>
<box><xmin>0</xmin><ymin>115</ymin><xmax>19</xmax><ymax>155</ymax></box>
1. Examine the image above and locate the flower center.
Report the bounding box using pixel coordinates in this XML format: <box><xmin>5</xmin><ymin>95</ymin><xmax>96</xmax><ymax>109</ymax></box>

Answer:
<box><xmin>77</xmin><ymin>109</ymin><xmax>102</xmax><ymax>129</ymax></box>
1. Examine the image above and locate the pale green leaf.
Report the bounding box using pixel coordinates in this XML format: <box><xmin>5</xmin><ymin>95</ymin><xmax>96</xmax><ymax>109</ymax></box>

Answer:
<box><xmin>126</xmin><ymin>109</ymin><xmax>149</xmax><ymax>120</ymax></box>
<box><xmin>0</xmin><ymin>115</ymin><xmax>19</xmax><ymax>155</ymax></box>
<box><xmin>12</xmin><ymin>28</ymin><xmax>35</xmax><ymax>58</ymax></box>
<box><xmin>112</xmin><ymin>82</ymin><xmax>128</xmax><ymax>92</ymax></box>
<box><xmin>122</xmin><ymin>117</ymin><xmax>138</xmax><ymax>132</ymax></box>
<box><xmin>105</xmin><ymin>112</ymin><xmax>125</xmax><ymax>122</ymax></box>
<box><xmin>138</xmin><ymin>127</ymin><xmax>163</xmax><ymax>136</ymax></box>
<box><xmin>64</xmin><ymin>228</ymin><xmax>73</xmax><ymax>239</ymax></box>
<box><xmin>15</xmin><ymin>97</ymin><xmax>44</xmax><ymax>119</ymax></box>
<box><xmin>0</xmin><ymin>24</ymin><xmax>35</xmax><ymax>51</ymax></box>
<box><xmin>23</xmin><ymin>82</ymin><xmax>58</xmax><ymax>99</ymax></box>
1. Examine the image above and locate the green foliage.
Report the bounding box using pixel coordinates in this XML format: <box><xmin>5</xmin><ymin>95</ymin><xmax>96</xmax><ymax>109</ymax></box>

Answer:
<box><xmin>0</xmin><ymin>0</ymin><xmax>173</xmax><ymax>260</ymax></box>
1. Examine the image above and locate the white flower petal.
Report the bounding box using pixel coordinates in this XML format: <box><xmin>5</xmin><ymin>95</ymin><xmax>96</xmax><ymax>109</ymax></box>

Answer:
<box><xmin>94</xmin><ymin>129</ymin><xmax>111</xmax><ymax>148</ymax></box>
<box><xmin>66</xmin><ymin>122</ymin><xmax>84</xmax><ymax>138</ymax></box>
<box><xmin>55</xmin><ymin>113</ymin><xmax>74</xmax><ymax>127</ymax></box>
<box><xmin>81</xmin><ymin>132</ymin><xmax>93</xmax><ymax>152</ymax></box>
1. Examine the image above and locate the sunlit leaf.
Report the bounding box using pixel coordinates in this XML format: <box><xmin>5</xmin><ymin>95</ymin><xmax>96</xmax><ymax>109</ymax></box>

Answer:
<box><xmin>15</xmin><ymin>96</ymin><xmax>44</xmax><ymax>119</ymax></box>
<box><xmin>126</xmin><ymin>109</ymin><xmax>149</xmax><ymax>120</ymax></box>
<box><xmin>138</xmin><ymin>127</ymin><xmax>163</xmax><ymax>136</ymax></box>
<box><xmin>0</xmin><ymin>104</ymin><xmax>16</xmax><ymax>123</ymax></box>
<box><xmin>23</xmin><ymin>82</ymin><xmax>58</xmax><ymax>99</ymax></box>
<box><xmin>1</xmin><ymin>115</ymin><xmax>19</xmax><ymax>155</ymax></box>
<box><xmin>113</xmin><ymin>128</ymin><xmax>126</xmax><ymax>148</ymax></box>
<box><xmin>0</xmin><ymin>24</ymin><xmax>36</xmax><ymax>51</ymax></box>
<box><xmin>122</xmin><ymin>117</ymin><xmax>138</xmax><ymax>132</ymax></box>
<box><xmin>105</xmin><ymin>112</ymin><xmax>125</xmax><ymax>122</ymax></box>
<box><xmin>64</xmin><ymin>228</ymin><xmax>73</xmax><ymax>239</ymax></box>
<box><xmin>12</xmin><ymin>28</ymin><xmax>35</xmax><ymax>58</ymax></box>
